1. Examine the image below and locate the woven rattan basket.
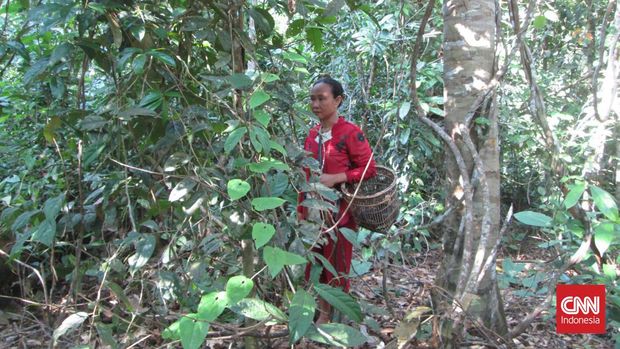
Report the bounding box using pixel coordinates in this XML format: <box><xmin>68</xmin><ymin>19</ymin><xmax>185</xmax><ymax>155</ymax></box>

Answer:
<box><xmin>340</xmin><ymin>165</ymin><xmax>399</xmax><ymax>232</ymax></box>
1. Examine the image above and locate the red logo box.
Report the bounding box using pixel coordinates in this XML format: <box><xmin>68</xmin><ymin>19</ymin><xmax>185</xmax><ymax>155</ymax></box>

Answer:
<box><xmin>556</xmin><ymin>284</ymin><xmax>606</xmax><ymax>334</ymax></box>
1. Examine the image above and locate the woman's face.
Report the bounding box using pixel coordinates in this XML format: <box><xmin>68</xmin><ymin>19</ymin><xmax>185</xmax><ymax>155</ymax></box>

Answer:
<box><xmin>310</xmin><ymin>83</ymin><xmax>342</xmax><ymax>121</ymax></box>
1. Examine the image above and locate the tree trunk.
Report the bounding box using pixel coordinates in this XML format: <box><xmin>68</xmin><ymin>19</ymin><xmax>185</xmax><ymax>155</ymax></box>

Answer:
<box><xmin>432</xmin><ymin>0</ymin><xmax>507</xmax><ymax>346</ymax></box>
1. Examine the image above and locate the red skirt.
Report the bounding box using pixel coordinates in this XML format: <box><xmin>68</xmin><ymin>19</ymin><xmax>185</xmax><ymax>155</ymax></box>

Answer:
<box><xmin>304</xmin><ymin>220</ymin><xmax>355</xmax><ymax>292</ymax></box>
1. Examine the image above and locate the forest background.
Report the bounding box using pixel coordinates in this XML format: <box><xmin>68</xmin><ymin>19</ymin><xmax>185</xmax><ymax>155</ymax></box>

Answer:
<box><xmin>0</xmin><ymin>0</ymin><xmax>618</xmax><ymax>348</ymax></box>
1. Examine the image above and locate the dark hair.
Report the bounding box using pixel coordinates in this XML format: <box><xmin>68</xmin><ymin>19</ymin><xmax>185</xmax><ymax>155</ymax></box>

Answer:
<box><xmin>313</xmin><ymin>77</ymin><xmax>345</xmax><ymax>106</ymax></box>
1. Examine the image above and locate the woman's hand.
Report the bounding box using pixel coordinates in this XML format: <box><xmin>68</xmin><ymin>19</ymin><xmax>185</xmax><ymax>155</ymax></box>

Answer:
<box><xmin>319</xmin><ymin>173</ymin><xmax>347</xmax><ymax>188</ymax></box>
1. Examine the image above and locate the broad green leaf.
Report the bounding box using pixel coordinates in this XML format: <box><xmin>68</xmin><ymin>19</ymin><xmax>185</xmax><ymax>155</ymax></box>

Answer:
<box><xmin>289</xmin><ymin>290</ymin><xmax>316</xmax><ymax>343</ymax></box>
<box><xmin>249</xmin><ymin>127</ymin><xmax>262</xmax><ymax>152</ymax></box>
<box><xmin>79</xmin><ymin>115</ymin><xmax>108</xmax><ymax>130</ymax></box>
<box><xmin>230</xmin><ymin>298</ymin><xmax>288</xmax><ymax>322</ymax></box>
<box><xmin>24</xmin><ymin>58</ymin><xmax>49</xmax><ymax>84</ymax></box>
<box><xmin>253</xmin><ymin>125</ymin><xmax>272</xmax><ymax>154</ymax></box>
<box><xmin>339</xmin><ymin>227</ymin><xmax>360</xmax><ymax>248</ymax></box>
<box><xmin>43</xmin><ymin>193</ymin><xmax>64</xmax><ymax>220</ymax></box>
<box><xmin>139</xmin><ymin>91</ymin><xmax>163</xmax><ymax>110</ymax></box>
<box><xmin>306</xmin><ymin>27</ymin><xmax>323</xmax><ymax>52</ymax></box>
<box><xmin>49</xmin><ymin>43</ymin><xmax>72</xmax><ymax>66</ymax></box>
<box><xmin>563</xmin><ymin>182</ymin><xmax>586</xmax><ymax>209</ymax></box>
<box><xmin>132</xmin><ymin>54</ymin><xmax>146</xmax><ymax>74</ymax></box>
<box><xmin>349</xmin><ymin>259</ymin><xmax>372</xmax><ymax>277</ymax></box>
<box><xmin>162</xmin><ymin>319</ymin><xmax>181</xmax><ymax>340</ymax></box>
<box><xmin>306</xmin><ymin>323</ymin><xmax>366</xmax><ymax>347</ymax></box>
<box><xmin>227</xmin><ymin>179</ymin><xmax>251</xmax><ymax>201</ymax></box>
<box><xmin>261</xmin><ymin>73</ymin><xmax>280</xmax><ymax>83</ymax></box>
<box><xmin>514</xmin><ymin>211</ymin><xmax>552</xmax><ymax>227</ymax></box>
<box><xmin>533</xmin><ymin>15</ymin><xmax>547</xmax><ymax>29</ymax></box>
<box><xmin>603</xmin><ymin>263</ymin><xmax>616</xmax><ymax>280</ymax></box>
<box><xmin>106</xmin><ymin>282</ymin><xmax>134</xmax><ymax>312</ymax></box>
<box><xmin>226</xmin><ymin>276</ymin><xmax>254</xmax><ymax>304</ymax></box>
<box><xmin>594</xmin><ymin>222</ymin><xmax>615</xmax><ymax>256</ymax></box>
<box><xmin>95</xmin><ymin>322</ymin><xmax>119</xmax><ymax>349</ymax></box>
<box><xmin>248</xmin><ymin>159</ymin><xmax>289</xmax><ymax>173</ymax></box>
<box><xmin>197</xmin><ymin>291</ymin><xmax>228</xmax><ymax>321</ymax></box>
<box><xmin>310</xmin><ymin>252</ymin><xmax>338</xmax><ymax>278</ymax></box>
<box><xmin>148</xmin><ymin>51</ymin><xmax>176</xmax><ymax>66</ymax></box>
<box><xmin>53</xmin><ymin>312</ymin><xmax>88</xmax><ymax>344</ymax></box>
<box><xmin>590</xmin><ymin>185</ymin><xmax>618</xmax><ymax>221</ymax></box>
<box><xmin>254</xmin><ymin>109</ymin><xmax>271</xmax><ymax>127</ymax></box>
<box><xmin>8</xmin><ymin>212</ymin><xmax>35</xmax><ymax>235</ymax></box>
<box><xmin>228</xmin><ymin>73</ymin><xmax>253</xmax><ymax>89</ymax></box>
<box><xmin>224</xmin><ymin>127</ymin><xmax>247</xmax><ymax>153</ymax></box>
<box><xmin>179</xmin><ymin>314</ymin><xmax>209</xmax><ymax>349</ymax></box>
<box><xmin>252</xmin><ymin>222</ymin><xmax>276</xmax><ymax>248</ymax></box>
<box><xmin>251</xmin><ymin>197</ymin><xmax>285</xmax><ymax>211</ymax></box>
<box><xmin>286</xmin><ymin>19</ymin><xmax>306</xmax><ymax>37</ymax></box>
<box><xmin>250</xmin><ymin>90</ymin><xmax>271</xmax><ymax>109</ymax></box>
<box><xmin>128</xmin><ymin>234</ymin><xmax>156</xmax><ymax>273</ymax></box>
<box><xmin>399</xmin><ymin>102</ymin><xmax>411</xmax><ymax>120</ymax></box>
<box><xmin>263</xmin><ymin>246</ymin><xmax>306</xmax><ymax>277</ymax></box>
<box><xmin>31</xmin><ymin>219</ymin><xmax>56</xmax><ymax>246</ymax></box>
<box><xmin>314</xmin><ymin>284</ymin><xmax>363</xmax><ymax>323</ymax></box>
<box><xmin>164</xmin><ymin>152</ymin><xmax>190</xmax><ymax>172</ymax></box>
<box><xmin>169</xmin><ymin>178</ymin><xmax>197</xmax><ymax>202</ymax></box>
<box><xmin>248</xmin><ymin>7</ymin><xmax>274</xmax><ymax>36</ymax></box>
<box><xmin>283</xmin><ymin>51</ymin><xmax>307</xmax><ymax>64</ymax></box>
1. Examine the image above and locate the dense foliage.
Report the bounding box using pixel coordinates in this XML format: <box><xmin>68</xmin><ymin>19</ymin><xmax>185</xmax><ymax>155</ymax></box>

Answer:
<box><xmin>0</xmin><ymin>0</ymin><xmax>618</xmax><ymax>347</ymax></box>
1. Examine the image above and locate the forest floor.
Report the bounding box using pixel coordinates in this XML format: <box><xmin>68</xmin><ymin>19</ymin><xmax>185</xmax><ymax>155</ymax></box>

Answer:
<box><xmin>0</xmin><ymin>235</ymin><xmax>615</xmax><ymax>349</ymax></box>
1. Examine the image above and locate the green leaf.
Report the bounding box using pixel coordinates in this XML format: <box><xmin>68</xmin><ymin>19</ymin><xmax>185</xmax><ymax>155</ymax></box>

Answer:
<box><xmin>228</xmin><ymin>73</ymin><xmax>253</xmax><ymax>89</ymax></box>
<box><xmin>514</xmin><ymin>211</ymin><xmax>552</xmax><ymax>227</ymax></box>
<box><xmin>227</xmin><ymin>179</ymin><xmax>251</xmax><ymax>201</ymax></box>
<box><xmin>261</xmin><ymin>73</ymin><xmax>280</xmax><ymax>83</ymax></box>
<box><xmin>310</xmin><ymin>252</ymin><xmax>338</xmax><ymax>278</ymax></box>
<box><xmin>11</xmin><ymin>210</ymin><xmax>39</xmax><ymax>232</ymax></box>
<box><xmin>263</xmin><ymin>246</ymin><xmax>306</xmax><ymax>277</ymax></box>
<box><xmin>252</xmin><ymin>222</ymin><xmax>276</xmax><ymax>248</ymax></box>
<box><xmin>132</xmin><ymin>54</ymin><xmax>146</xmax><ymax>74</ymax></box>
<box><xmin>139</xmin><ymin>91</ymin><xmax>163</xmax><ymax>110</ymax></box>
<box><xmin>594</xmin><ymin>222</ymin><xmax>615</xmax><ymax>256</ymax></box>
<box><xmin>248</xmin><ymin>159</ymin><xmax>289</xmax><ymax>173</ymax></box>
<box><xmin>230</xmin><ymin>298</ymin><xmax>288</xmax><ymax>322</ymax></box>
<box><xmin>399</xmin><ymin>102</ymin><xmax>411</xmax><ymax>120</ymax></box>
<box><xmin>43</xmin><ymin>193</ymin><xmax>64</xmax><ymax>220</ymax></box>
<box><xmin>226</xmin><ymin>276</ymin><xmax>254</xmax><ymax>304</ymax></box>
<box><xmin>314</xmin><ymin>284</ymin><xmax>363</xmax><ymax>323</ymax></box>
<box><xmin>254</xmin><ymin>110</ymin><xmax>271</xmax><ymax>127</ymax></box>
<box><xmin>169</xmin><ymin>178</ymin><xmax>197</xmax><ymax>202</ymax></box>
<box><xmin>128</xmin><ymin>234</ymin><xmax>156</xmax><ymax>273</ymax></box>
<box><xmin>248</xmin><ymin>7</ymin><xmax>274</xmax><ymax>36</ymax></box>
<box><xmin>179</xmin><ymin>314</ymin><xmax>209</xmax><ymax>349</ymax></box>
<box><xmin>197</xmin><ymin>291</ymin><xmax>229</xmax><ymax>321</ymax></box>
<box><xmin>339</xmin><ymin>227</ymin><xmax>360</xmax><ymax>248</ymax></box>
<box><xmin>162</xmin><ymin>319</ymin><xmax>181</xmax><ymax>340</ymax></box>
<box><xmin>251</xmin><ymin>197</ymin><xmax>285</xmax><ymax>211</ymax></box>
<box><xmin>49</xmin><ymin>43</ymin><xmax>72</xmax><ymax>66</ymax></box>
<box><xmin>306</xmin><ymin>27</ymin><xmax>323</xmax><ymax>52</ymax></box>
<box><xmin>591</xmin><ymin>185</ymin><xmax>619</xmax><ymax>221</ymax></box>
<box><xmin>250</xmin><ymin>90</ymin><xmax>271</xmax><ymax>109</ymax></box>
<box><xmin>533</xmin><ymin>15</ymin><xmax>547</xmax><ymax>29</ymax></box>
<box><xmin>79</xmin><ymin>115</ymin><xmax>108</xmax><ymax>130</ymax></box>
<box><xmin>31</xmin><ymin>219</ymin><xmax>56</xmax><ymax>246</ymax></box>
<box><xmin>53</xmin><ymin>312</ymin><xmax>88</xmax><ymax>344</ymax></box>
<box><xmin>286</xmin><ymin>19</ymin><xmax>306</xmax><ymax>37</ymax></box>
<box><xmin>563</xmin><ymin>182</ymin><xmax>586</xmax><ymax>209</ymax></box>
<box><xmin>349</xmin><ymin>260</ymin><xmax>372</xmax><ymax>277</ymax></box>
<box><xmin>224</xmin><ymin>127</ymin><xmax>247</xmax><ymax>153</ymax></box>
<box><xmin>306</xmin><ymin>323</ymin><xmax>366</xmax><ymax>347</ymax></box>
<box><xmin>164</xmin><ymin>152</ymin><xmax>190</xmax><ymax>172</ymax></box>
<box><xmin>148</xmin><ymin>51</ymin><xmax>176</xmax><ymax>66</ymax></box>
<box><xmin>283</xmin><ymin>51</ymin><xmax>307</xmax><ymax>64</ymax></box>
<box><xmin>289</xmin><ymin>290</ymin><xmax>316</xmax><ymax>343</ymax></box>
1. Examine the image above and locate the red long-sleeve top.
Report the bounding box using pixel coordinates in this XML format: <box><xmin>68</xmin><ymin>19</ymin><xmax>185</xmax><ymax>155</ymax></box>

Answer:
<box><xmin>298</xmin><ymin>117</ymin><xmax>377</xmax><ymax>227</ymax></box>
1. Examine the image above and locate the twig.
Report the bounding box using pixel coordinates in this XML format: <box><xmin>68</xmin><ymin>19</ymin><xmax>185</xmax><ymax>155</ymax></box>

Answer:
<box><xmin>0</xmin><ymin>249</ymin><xmax>49</xmax><ymax>309</ymax></box>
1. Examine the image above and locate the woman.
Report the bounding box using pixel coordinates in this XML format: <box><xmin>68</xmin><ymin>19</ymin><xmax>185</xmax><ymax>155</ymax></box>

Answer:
<box><xmin>298</xmin><ymin>77</ymin><xmax>376</xmax><ymax>324</ymax></box>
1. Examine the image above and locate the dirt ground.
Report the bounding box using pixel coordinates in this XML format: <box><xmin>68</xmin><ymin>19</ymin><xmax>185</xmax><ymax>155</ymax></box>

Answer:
<box><xmin>0</xmin><ymin>240</ymin><xmax>616</xmax><ymax>348</ymax></box>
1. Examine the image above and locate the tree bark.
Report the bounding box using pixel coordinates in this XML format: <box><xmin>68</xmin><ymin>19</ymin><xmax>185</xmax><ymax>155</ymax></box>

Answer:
<box><xmin>433</xmin><ymin>0</ymin><xmax>507</xmax><ymax>346</ymax></box>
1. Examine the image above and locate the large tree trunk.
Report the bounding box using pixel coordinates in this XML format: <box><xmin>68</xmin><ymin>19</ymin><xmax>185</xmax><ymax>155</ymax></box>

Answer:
<box><xmin>432</xmin><ymin>0</ymin><xmax>507</xmax><ymax>346</ymax></box>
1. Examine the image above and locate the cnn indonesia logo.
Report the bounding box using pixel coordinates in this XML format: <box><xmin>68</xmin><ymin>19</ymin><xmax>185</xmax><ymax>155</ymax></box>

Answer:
<box><xmin>556</xmin><ymin>284</ymin><xmax>606</xmax><ymax>334</ymax></box>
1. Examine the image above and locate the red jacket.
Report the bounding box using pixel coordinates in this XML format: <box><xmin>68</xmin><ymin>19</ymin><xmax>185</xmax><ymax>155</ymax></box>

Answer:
<box><xmin>298</xmin><ymin>117</ymin><xmax>377</xmax><ymax>227</ymax></box>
